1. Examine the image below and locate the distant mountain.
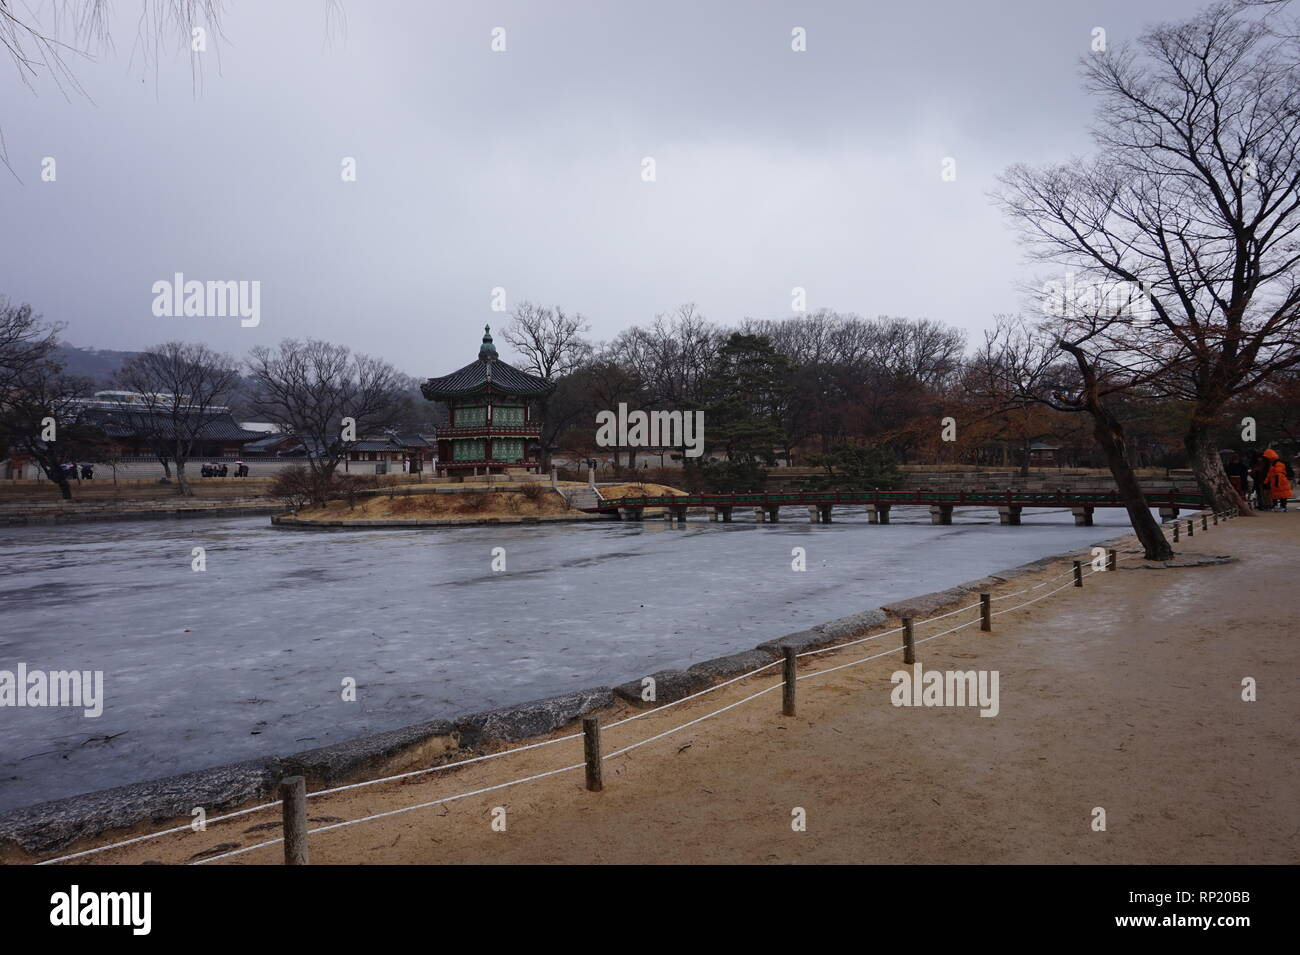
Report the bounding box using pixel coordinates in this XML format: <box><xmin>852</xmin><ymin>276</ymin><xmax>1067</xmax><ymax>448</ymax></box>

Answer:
<box><xmin>51</xmin><ymin>344</ymin><xmax>140</xmax><ymax>387</ymax></box>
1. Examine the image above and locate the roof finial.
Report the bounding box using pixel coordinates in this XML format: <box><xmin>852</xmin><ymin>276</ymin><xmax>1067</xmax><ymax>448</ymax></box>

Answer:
<box><xmin>478</xmin><ymin>324</ymin><xmax>498</xmax><ymax>361</ymax></box>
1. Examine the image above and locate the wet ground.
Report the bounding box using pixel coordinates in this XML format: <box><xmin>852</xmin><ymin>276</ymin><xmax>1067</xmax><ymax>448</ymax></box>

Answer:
<box><xmin>0</xmin><ymin>506</ymin><xmax>1145</xmax><ymax>810</ymax></box>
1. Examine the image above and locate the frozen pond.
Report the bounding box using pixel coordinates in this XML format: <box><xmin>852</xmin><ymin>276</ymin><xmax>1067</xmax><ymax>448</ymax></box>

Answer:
<box><xmin>0</xmin><ymin>506</ymin><xmax>1144</xmax><ymax>810</ymax></box>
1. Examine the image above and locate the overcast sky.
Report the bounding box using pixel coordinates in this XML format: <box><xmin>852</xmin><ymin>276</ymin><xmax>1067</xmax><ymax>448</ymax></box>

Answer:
<box><xmin>0</xmin><ymin>0</ymin><xmax>1200</xmax><ymax>376</ymax></box>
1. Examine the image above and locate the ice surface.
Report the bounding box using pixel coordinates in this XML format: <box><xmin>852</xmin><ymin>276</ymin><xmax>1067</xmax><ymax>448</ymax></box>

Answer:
<box><xmin>0</xmin><ymin>506</ymin><xmax>1142</xmax><ymax>810</ymax></box>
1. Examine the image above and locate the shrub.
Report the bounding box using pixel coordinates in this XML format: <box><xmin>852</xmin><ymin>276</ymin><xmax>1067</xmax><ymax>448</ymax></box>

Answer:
<box><xmin>330</xmin><ymin>474</ymin><xmax>374</xmax><ymax>510</ymax></box>
<box><xmin>269</xmin><ymin>465</ymin><xmax>320</xmax><ymax>509</ymax></box>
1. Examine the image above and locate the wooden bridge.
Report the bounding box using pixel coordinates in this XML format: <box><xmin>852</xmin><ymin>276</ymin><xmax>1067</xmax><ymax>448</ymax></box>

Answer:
<box><xmin>588</xmin><ymin>489</ymin><xmax>1209</xmax><ymax>526</ymax></box>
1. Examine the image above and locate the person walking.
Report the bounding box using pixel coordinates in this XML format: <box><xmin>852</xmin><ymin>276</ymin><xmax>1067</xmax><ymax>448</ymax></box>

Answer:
<box><xmin>1226</xmin><ymin>453</ymin><xmax>1247</xmax><ymax>500</ymax></box>
<box><xmin>1252</xmin><ymin>452</ymin><xmax>1273</xmax><ymax>510</ymax></box>
<box><xmin>1264</xmin><ymin>450</ymin><xmax>1292</xmax><ymax>511</ymax></box>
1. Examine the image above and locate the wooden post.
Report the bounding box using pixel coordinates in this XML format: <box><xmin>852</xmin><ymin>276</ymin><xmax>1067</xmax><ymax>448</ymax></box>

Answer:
<box><xmin>1107</xmin><ymin>548</ymin><xmax>1117</xmax><ymax>572</ymax></box>
<box><xmin>1073</xmin><ymin>560</ymin><xmax>1083</xmax><ymax>587</ymax></box>
<box><xmin>280</xmin><ymin>776</ymin><xmax>309</xmax><ymax>866</ymax></box>
<box><xmin>1213</xmin><ymin>511</ymin><xmax>1218</xmax><ymax>525</ymax></box>
<box><xmin>582</xmin><ymin>716</ymin><xmax>603</xmax><ymax>792</ymax></box>
<box><xmin>782</xmin><ymin>647</ymin><xmax>797</xmax><ymax>716</ymax></box>
<box><xmin>902</xmin><ymin>617</ymin><xmax>915</xmax><ymax>664</ymax></box>
<box><xmin>1173</xmin><ymin>522</ymin><xmax>1179</xmax><ymax>542</ymax></box>
<box><xmin>1187</xmin><ymin>518</ymin><xmax>1194</xmax><ymax>537</ymax></box>
<box><xmin>1202</xmin><ymin>514</ymin><xmax>1208</xmax><ymax>531</ymax></box>
<box><xmin>980</xmin><ymin>593</ymin><xmax>991</xmax><ymax>632</ymax></box>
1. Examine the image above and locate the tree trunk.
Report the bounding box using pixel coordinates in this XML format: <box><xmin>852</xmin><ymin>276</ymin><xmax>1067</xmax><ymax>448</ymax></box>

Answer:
<box><xmin>1185</xmin><ymin>417</ymin><xmax>1250</xmax><ymax>515</ymax></box>
<box><xmin>1092</xmin><ymin>404</ymin><xmax>1172</xmax><ymax>561</ymax></box>
<box><xmin>38</xmin><ymin>460</ymin><xmax>73</xmax><ymax>500</ymax></box>
<box><xmin>175</xmin><ymin>459</ymin><xmax>192</xmax><ymax>497</ymax></box>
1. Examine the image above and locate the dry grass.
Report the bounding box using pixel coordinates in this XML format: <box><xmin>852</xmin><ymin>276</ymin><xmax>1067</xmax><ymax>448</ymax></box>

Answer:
<box><xmin>295</xmin><ymin>486</ymin><xmax>575</xmax><ymax>522</ymax></box>
<box><xmin>598</xmin><ymin>482</ymin><xmax>688</xmax><ymax>499</ymax></box>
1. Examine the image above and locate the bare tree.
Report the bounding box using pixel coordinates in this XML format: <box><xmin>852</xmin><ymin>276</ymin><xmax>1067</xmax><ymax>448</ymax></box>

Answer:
<box><xmin>978</xmin><ymin>313</ymin><xmax>1175</xmax><ymax>560</ymax></box>
<box><xmin>0</xmin><ymin>356</ymin><xmax>102</xmax><ymax>499</ymax></box>
<box><xmin>501</xmin><ymin>302</ymin><xmax>592</xmax><ymax>380</ymax></box>
<box><xmin>501</xmin><ymin>302</ymin><xmax>592</xmax><ymax>468</ymax></box>
<box><xmin>0</xmin><ymin>298</ymin><xmax>60</xmax><ymax>403</ymax></box>
<box><xmin>247</xmin><ymin>338</ymin><xmax>404</xmax><ymax>489</ymax></box>
<box><xmin>113</xmin><ymin>342</ymin><xmax>240</xmax><ymax>496</ymax></box>
<box><xmin>996</xmin><ymin>2</ymin><xmax>1300</xmax><ymax>514</ymax></box>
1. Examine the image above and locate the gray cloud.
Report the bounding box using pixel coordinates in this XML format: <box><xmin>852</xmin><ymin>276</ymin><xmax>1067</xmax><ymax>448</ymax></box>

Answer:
<box><xmin>0</xmin><ymin>0</ymin><xmax>1197</xmax><ymax>372</ymax></box>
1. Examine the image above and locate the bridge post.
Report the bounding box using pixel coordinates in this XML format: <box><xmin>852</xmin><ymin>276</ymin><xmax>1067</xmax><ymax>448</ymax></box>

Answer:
<box><xmin>1159</xmin><ymin>506</ymin><xmax>1179</xmax><ymax>522</ymax></box>
<box><xmin>997</xmin><ymin>506</ymin><xmax>1022</xmax><ymax>525</ymax></box>
<box><xmin>818</xmin><ymin>504</ymin><xmax>834</xmax><ymax>523</ymax></box>
<box><xmin>754</xmin><ymin>507</ymin><xmax>765</xmax><ymax>523</ymax></box>
<box><xmin>709</xmin><ymin>507</ymin><xmax>719</xmax><ymax>522</ymax></box>
<box><xmin>719</xmin><ymin>506</ymin><xmax>733</xmax><ymax>523</ymax></box>
<box><xmin>622</xmin><ymin>506</ymin><xmax>643</xmax><ymax>522</ymax></box>
<box><xmin>929</xmin><ymin>504</ymin><xmax>953</xmax><ymax>525</ymax></box>
<box><xmin>866</xmin><ymin>504</ymin><xmax>891</xmax><ymax>525</ymax></box>
<box><xmin>1071</xmin><ymin>506</ymin><xmax>1094</xmax><ymax>527</ymax></box>
<box><xmin>765</xmin><ymin>505</ymin><xmax>781</xmax><ymax>523</ymax></box>
<box><xmin>807</xmin><ymin>506</ymin><xmax>819</xmax><ymax>523</ymax></box>
<box><xmin>673</xmin><ymin>505</ymin><xmax>688</xmax><ymax>525</ymax></box>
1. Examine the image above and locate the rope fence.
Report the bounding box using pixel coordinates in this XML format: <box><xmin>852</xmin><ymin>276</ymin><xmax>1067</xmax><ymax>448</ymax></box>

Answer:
<box><xmin>35</xmin><ymin>504</ymin><xmax>1237</xmax><ymax>867</ymax></box>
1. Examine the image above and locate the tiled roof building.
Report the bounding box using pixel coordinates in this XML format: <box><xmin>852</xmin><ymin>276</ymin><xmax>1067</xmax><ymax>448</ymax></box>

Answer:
<box><xmin>421</xmin><ymin>326</ymin><xmax>553</xmax><ymax>474</ymax></box>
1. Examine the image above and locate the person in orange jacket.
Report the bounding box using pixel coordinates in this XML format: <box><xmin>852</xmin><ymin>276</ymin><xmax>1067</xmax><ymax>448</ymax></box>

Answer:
<box><xmin>1262</xmin><ymin>449</ymin><xmax>1292</xmax><ymax>511</ymax></box>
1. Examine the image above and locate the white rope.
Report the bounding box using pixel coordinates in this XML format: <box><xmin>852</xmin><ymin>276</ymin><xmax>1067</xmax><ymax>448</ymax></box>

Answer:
<box><xmin>192</xmin><ymin>761</ymin><xmax>588</xmax><ymax>865</ymax></box>
<box><xmin>603</xmin><ymin>685</ymin><xmax>782</xmax><ymax>761</ymax></box>
<box><xmin>37</xmin><ymin>729</ymin><xmax>586</xmax><ymax>864</ymax></box>
<box><xmin>602</xmin><ymin>659</ymin><xmax>782</xmax><ymax>730</ymax></box>
<box><xmin>35</xmin><ymin>799</ymin><xmax>281</xmax><ymax>866</ymax></box>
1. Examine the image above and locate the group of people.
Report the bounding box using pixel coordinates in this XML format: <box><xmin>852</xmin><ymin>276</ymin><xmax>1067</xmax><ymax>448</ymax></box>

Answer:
<box><xmin>59</xmin><ymin>462</ymin><xmax>94</xmax><ymax>479</ymax></box>
<box><xmin>1226</xmin><ymin>449</ymin><xmax>1293</xmax><ymax>512</ymax></box>
<box><xmin>200</xmin><ymin>461</ymin><xmax>250</xmax><ymax>478</ymax></box>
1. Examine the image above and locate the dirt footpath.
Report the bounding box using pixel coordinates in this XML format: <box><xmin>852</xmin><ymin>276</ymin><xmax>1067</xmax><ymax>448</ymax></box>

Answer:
<box><xmin>56</xmin><ymin>514</ymin><xmax>1300</xmax><ymax>865</ymax></box>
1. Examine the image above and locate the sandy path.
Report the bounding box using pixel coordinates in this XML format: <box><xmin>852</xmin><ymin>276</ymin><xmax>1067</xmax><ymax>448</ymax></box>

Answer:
<box><xmin>34</xmin><ymin>513</ymin><xmax>1300</xmax><ymax>865</ymax></box>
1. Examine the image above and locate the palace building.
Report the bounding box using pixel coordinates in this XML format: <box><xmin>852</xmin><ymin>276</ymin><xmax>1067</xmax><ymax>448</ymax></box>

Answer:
<box><xmin>421</xmin><ymin>325</ymin><xmax>554</xmax><ymax>475</ymax></box>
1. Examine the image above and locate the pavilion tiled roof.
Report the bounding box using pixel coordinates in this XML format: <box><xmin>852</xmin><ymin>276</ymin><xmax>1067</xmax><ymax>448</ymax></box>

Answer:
<box><xmin>421</xmin><ymin>326</ymin><xmax>555</xmax><ymax>401</ymax></box>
